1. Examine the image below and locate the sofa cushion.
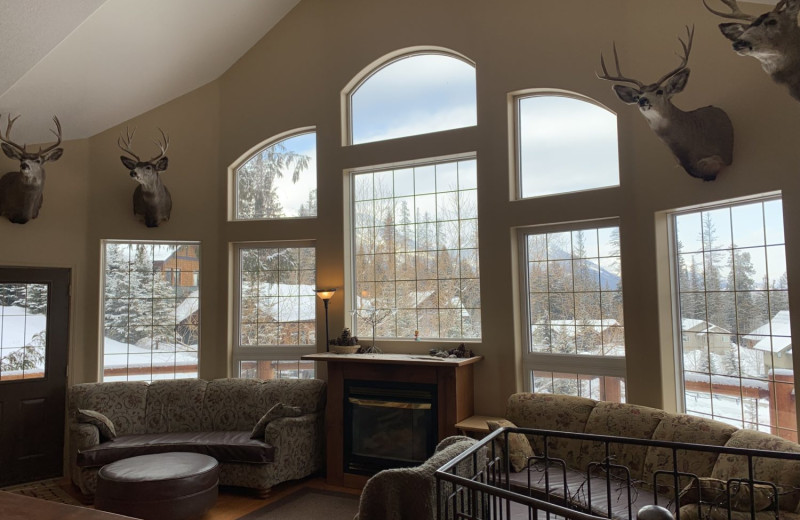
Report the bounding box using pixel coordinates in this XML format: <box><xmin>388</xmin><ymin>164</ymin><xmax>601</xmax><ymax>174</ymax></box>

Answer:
<box><xmin>506</xmin><ymin>393</ymin><xmax>596</xmax><ymax>470</ymax></box>
<box><xmin>580</xmin><ymin>401</ymin><xmax>666</xmax><ymax>482</ymax></box>
<box><xmin>487</xmin><ymin>418</ymin><xmax>535</xmax><ymax>472</ymax></box>
<box><xmin>642</xmin><ymin>413</ymin><xmax>737</xmax><ymax>494</ymax></box>
<box><xmin>679</xmin><ymin>477</ymin><xmax>776</xmax><ymax>512</ymax></box>
<box><xmin>506</xmin><ymin>463</ymin><xmax>672</xmax><ymax>520</ymax></box>
<box><xmin>712</xmin><ymin>429</ymin><xmax>800</xmax><ymax>512</ymax></box>
<box><xmin>145</xmin><ymin>379</ymin><xmax>209</xmax><ymax>433</ymax></box>
<box><xmin>69</xmin><ymin>381</ymin><xmax>149</xmax><ymax>435</ymax></box>
<box><xmin>77</xmin><ymin>431</ymin><xmax>274</xmax><ymax>467</ymax></box>
<box><xmin>77</xmin><ymin>409</ymin><xmax>117</xmax><ymax>441</ymax></box>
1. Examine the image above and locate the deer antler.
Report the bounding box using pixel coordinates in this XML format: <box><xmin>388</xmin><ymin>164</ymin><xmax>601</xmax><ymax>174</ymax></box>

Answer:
<box><xmin>148</xmin><ymin>128</ymin><xmax>169</xmax><ymax>163</ymax></box>
<box><xmin>654</xmin><ymin>26</ymin><xmax>695</xmax><ymax>87</ymax></box>
<box><xmin>0</xmin><ymin>114</ymin><xmax>26</xmax><ymax>153</ymax></box>
<box><xmin>117</xmin><ymin>127</ymin><xmax>140</xmax><ymax>162</ymax></box>
<box><xmin>702</xmin><ymin>0</ymin><xmax>757</xmax><ymax>21</ymax></box>
<box><xmin>597</xmin><ymin>42</ymin><xmax>646</xmax><ymax>89</ymax></box>
<box><xmin>37</xmin><ymin>116</ymin><xmax>62</xmax><ymax>155</ymax></box>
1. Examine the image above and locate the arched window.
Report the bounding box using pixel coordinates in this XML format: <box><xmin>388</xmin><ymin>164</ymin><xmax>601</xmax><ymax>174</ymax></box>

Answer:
<box><xmin>348</xmin><ymin>52</ymin><xmax>476</xmax><ymax>145</ymax></box>
<box><xmin>232</xmin><ymin>130</ymin><xmax>317</xmax><ymax>220</ymax></box>
<box><xmin>515</xmin><ymin>93</ymin><xmax>619</xmax><ymax>198</ymax></box>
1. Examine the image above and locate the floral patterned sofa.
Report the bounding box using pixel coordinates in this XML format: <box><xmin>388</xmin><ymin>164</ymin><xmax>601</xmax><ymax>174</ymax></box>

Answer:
<box><xmin>497</xmin><ymin>393</ymin><xmax>800</xmax><ymax>520</ymax></box>
<box><xmin>68</xmin><ymin>378</ymin><xmax>326</xmax><ymax>498</ymax></box>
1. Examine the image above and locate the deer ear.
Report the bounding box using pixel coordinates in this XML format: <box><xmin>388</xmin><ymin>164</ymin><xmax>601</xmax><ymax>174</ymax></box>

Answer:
<box><xmin>664</xmin><ymin>69</ymin><xmax>690</xmax><ymax>96</ymax></box>
<box><xmin>155</xmin><ymin>157</ymin><xmax>168</xmax><ymax>172</ymax></box>
<box><xmin>613</xmin><ymin>85</ymin><xmax>640</xmax><ymax>104</ymax></box>
<box><xmin>2</xmin><ymin>143</ymin><xmax>22</xmax><ymax>160</ymax></box>
<box><xmin>719</xmin><ymin>23</ymin><xmax>745</xmax><ymax>42</ymax></box>
<box><xmin>120</xmin><ymin>156</ymin><xmax>137</xmax><ymax>170</ymax></box>
<box><xmin>42</xmin><ymin>148</ymin><xmax>63</xmax><ymax>162</ymax></box>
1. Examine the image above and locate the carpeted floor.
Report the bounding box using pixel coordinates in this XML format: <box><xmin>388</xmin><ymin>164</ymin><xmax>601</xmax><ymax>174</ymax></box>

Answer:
<box><xmin>0</xmin><ymin>478</ymin><xmax>83</xmax><ymax>506</ymax></box>
<box><xmin>238</xmin><ymin>487</ymin><xmax>360</xmax><ymax>520</ymax></box>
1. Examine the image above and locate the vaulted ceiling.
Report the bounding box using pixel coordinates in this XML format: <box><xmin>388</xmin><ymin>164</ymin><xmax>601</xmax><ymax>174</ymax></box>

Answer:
<box><xmin>0</xmin><ymin>0</ymin><xmax>300</xmax><ymax>143</ymax></box>
<box><xmin>0</xmin><ymin>0</ymin><xmax>779</xmax><ymax>143</ymax></box>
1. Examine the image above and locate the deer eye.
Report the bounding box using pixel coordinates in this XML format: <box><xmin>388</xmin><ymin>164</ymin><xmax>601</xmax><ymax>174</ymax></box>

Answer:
<box><xmin>656</xmin><ymin>89</ymin><xmax>664</xmax><ymax>95</ymax></box>
<box><xmin>766</xmin><ymin>19</ymin><xmax>777</xmax><ymax>26</ymax></box>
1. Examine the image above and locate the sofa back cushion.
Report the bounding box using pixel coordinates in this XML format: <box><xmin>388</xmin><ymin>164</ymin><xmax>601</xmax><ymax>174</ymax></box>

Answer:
<box><xmin>145</xmin><ymin>379</ymin><xmax>209</xmax><ymax>433</ymax></box>
<box><xmin>506</xmin><ymin>393</ymin><xmax>596</xmax><ymax>469</ymax></box>
<box><xmin>642</xmin><ymin>413</ymin><xmax>737</xmax><ymax>494</ymax></box>
<box><xmin>580</xmin><ymin>401</ymin><xmax>666</xmax><ymax>482</ymax></box>
<box><xmin>69</xmin><ymin>382</ymin><xmax>149</xmax><ymax>435</ymax></box>
<box><xmin>712</xmin><ymin>429</ymin><xmax>800</xmax><ymax>512</ymax></box>
<box><xmin>201</xmin><ymin>378</ymin><xmax>326</xmax><ymax>431</ymax></box>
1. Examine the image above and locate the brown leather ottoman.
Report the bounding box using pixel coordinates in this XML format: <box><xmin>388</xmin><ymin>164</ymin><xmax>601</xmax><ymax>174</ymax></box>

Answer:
<box><xmin>95</xmin><ymin>452</ymin><xmax>219</xmax><ymax>520</ymax></box>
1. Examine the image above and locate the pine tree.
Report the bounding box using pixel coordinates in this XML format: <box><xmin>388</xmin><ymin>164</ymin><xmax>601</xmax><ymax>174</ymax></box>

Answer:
<box><xmin>236</xmin><ymin>141</ymin><xmax>310</xmax><ymax>219</ymax></box>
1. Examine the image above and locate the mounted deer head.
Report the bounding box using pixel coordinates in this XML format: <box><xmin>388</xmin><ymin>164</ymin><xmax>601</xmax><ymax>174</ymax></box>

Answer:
<box><xmin>598</xmin><ymin>26</ymin><xmax>734</xmax><ymax>181</ymax></box>
<box><xmin>703</xmin><ymin>0</ymin><xmax>800</xmax><ymax>101</ymax></box>
<box><xmin>0</xmin><ymin>115</ymin><xmax>63</xmax><ymax>224</ymax></box>
<box><xmin>118</xmin><ymin>127</ymin><xmax>172</xmax><ymax>227</ymax></box>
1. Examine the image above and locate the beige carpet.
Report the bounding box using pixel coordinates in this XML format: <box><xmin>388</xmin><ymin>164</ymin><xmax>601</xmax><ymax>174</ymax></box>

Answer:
<box><xmin>1</xmin><ymin>478</ymin><xmax>83</xmax><ymax>506</ymax></box>
<box><xmin>238</xmin><ymin>488</ymin><xmax>360</xmax><ymax>520</ymax></box>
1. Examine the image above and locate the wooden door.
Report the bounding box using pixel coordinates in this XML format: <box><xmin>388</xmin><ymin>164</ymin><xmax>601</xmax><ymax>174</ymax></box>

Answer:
<box><xmin>0</xmin><ymin>268</ymin><xmax>70</xmax><ymax>486</ymax></box>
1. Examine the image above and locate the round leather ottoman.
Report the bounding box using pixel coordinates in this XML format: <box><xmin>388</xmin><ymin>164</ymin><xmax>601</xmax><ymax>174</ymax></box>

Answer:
<box><xmin>95</xmin><ymin>452</ymin><xmax>219</xmax><ymax>520</ymax></box>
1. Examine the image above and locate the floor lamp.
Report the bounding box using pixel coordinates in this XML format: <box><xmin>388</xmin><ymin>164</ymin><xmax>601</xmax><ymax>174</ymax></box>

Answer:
<box><xmin>315</xmin><ymin>289</ymin><xmax>337</xmax><ymax>352</ymax></box>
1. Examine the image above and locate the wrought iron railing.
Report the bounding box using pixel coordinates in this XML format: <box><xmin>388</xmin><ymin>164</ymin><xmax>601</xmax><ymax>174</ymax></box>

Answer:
<box><xmin>436</xmin><ymin>427</ymin><xmax>800</xmax><ymax>520</ymax></box>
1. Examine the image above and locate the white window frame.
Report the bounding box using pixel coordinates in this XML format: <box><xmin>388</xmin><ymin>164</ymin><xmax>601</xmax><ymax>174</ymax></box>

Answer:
<box><xmin>346</xmin><ymin>152</ymin><xmax>481</xmax><ymax>343</ymax></box>
<box><xmin>517</xmin><ymin>219</ymin><xmax>626</xmax><ymax>392</ymax></box>
<box><xmin>231</xmin><ymin>240</ymin><xmax>317</xmax><ymax>377</ymax></box>
<box><xmin>667</xmin><ymin>193</ymin><xmax>793</xmax><ymax>435</ymax></box>
<box><xmin>227</xmin><ymin>127</ymin><xmax>317</xmax><ymax>222</ymax></box>
<box><xmin>100</xmin><ymin>239</ymin><xmax>201</xmax><ymax>382</ymax></box>
<box><xmin>342</xmin><ymin>48</ymin><xmax>477</xmax><ymax>146</ymax></box>
<box><xmin>511</xmin><ymin>89</ymin><xmax>620</xmax><ymax>201</ymax></box>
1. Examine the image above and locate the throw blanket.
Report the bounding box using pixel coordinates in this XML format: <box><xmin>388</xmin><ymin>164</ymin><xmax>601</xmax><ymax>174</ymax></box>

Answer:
<box><xmin>355</xmin><ymin>435</ymin><xmax>485</xmax><ymax>520</ymax></box>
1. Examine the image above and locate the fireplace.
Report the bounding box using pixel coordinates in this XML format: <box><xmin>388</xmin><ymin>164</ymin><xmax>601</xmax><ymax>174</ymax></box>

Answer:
<box><xmin>344</xmin><ymin>380</ymin><xmax>437</xmax><ymax>474</ymax></box>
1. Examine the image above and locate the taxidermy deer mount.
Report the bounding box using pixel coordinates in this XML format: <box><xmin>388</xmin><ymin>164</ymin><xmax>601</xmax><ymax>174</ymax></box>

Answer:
<box><xmin>598</xmin><ymin>26</ymin><xmax>734</xmax><ymax>181</ymax></box>
<box><xmin>0</xmin><ymin>115</ymin><xmax>63</xmax><ymax>224</ymax></box>
<box><xmin>118</xmin><ymin>127</ymin><xmax>172</xmax><ymax>227</ymax></box>
<box><xmin>703</xmin><ymin>0</ymin><xmax>800</xmax><ymax>102</ymax></box>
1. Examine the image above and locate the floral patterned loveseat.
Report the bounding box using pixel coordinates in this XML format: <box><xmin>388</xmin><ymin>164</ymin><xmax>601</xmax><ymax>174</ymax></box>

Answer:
<box><xmin>498</xmin><ymin>393</ymin><xmax>800</xmax><ymax>520</ymax></box>
<box><xmin>68</xmin><ymin>378</ymin><xmax>326</xmax><ymax>498</ymax></box>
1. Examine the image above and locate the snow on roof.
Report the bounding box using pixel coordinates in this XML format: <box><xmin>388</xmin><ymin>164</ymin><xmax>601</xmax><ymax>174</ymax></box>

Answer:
<box><xmin>175</xmin><ymin>291</ymin><xmax>200</xmax><ymax>322</ymax></box>
<box><xmin>684</xmin><ymin>370</ymin><xmax>769</xmax><ymax>391</ymax></box>
<box><xmin>744</xmin><ymin>310</ymin><xmax>791</xmax><ymax>339</ymax></box>
<box><xmin>243</xmin><ymin>283</ymin><xmax>316</xmax><ymax>322</ymax></box>
<box><xmin>750</xmin><ymin>335</ymin><xmax>792</xmax><ymax>353</ymax></box>
<box><xmin>681</xmin><ymin>319</ymin><xmax>731</xmax><ymax>335</ymax></box>
<box><xmin>103</xmin><ymin>338</ymin><xmax>198</xmax><ymax>368</ymax></box>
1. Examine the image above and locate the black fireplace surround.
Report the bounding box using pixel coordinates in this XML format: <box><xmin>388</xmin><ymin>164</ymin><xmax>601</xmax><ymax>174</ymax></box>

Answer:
<box><xmin>343</xmin><ymin>379</ymin><xmax>438</xmax><ymax>475</ymax></box>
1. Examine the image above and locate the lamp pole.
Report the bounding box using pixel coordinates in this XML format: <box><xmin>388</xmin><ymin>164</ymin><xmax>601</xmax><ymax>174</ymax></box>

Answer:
<box><xmin>315</xmin><ymin>289</ymin><xmax>337</xmax><ymax>352</ymax></box>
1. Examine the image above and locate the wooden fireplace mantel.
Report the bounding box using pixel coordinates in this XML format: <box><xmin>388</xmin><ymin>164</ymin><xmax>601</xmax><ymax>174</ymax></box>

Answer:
<box><xmin>302</xmin><ymin>352</ymin><xmax>482</xmax><ymax>488</ymax></box>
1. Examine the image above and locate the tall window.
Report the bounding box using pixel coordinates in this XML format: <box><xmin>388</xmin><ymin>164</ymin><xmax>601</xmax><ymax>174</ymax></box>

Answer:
<box><xmin>233</xmin><ymin>243</ymin><xmax>316</xmax><ymax>379</ymax></box>
<box><xmin>349</xmin><ymin>52</ymin><xmax>476</xmax><ymax>145</ymax></box>
<box><xmin>102</xmin><ymin>241</ymin><xmax>200</xmax><ymax>382</ymax></box>
<box><xmin>351</xmin><ymin>157</ymin><xmax>481</xmax><ymax>341</ymax></box>
<box><xmin>520</xmin><ymin>222</ymin><xmax>625</xmax><ymax>402</ymax></box>
<box><xmin>514</xmin><ymin>93</ymin><xmax>619</xmax><ymax>198</ymax></box>
<box><xmin>672</xmin><ymin>196</ymin><xmax>794</xmax><ymax>439</ymax></box>
<box><xmin>233</xmin><ymin>130</ymin><xmax>316</xmax><ymax>220</ymax></box>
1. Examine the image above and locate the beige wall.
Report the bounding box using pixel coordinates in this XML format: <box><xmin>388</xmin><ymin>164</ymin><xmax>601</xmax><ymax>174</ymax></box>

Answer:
<box><xmin>1</xmin><ymin>0</ymin><xmax>799</xmax><ymax>419</ymax></box>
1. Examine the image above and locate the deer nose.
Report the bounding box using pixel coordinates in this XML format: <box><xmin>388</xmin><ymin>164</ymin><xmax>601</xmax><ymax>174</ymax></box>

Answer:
<box><xmin>732</xmin><ymin>39</ymin><xmax>751</xmax><ymax>52</ymax></box>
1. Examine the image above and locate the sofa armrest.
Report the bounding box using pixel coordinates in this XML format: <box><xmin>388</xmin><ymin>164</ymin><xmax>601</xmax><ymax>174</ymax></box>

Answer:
<box><xmin>356</xmin><ymin>467</ymin><xmax>437</xmax><ymax>520</ymax></box>
<box><xmin>264</xmin><ymin>414</ymin><xmax>322</xmax><ymax>479</ymax></box>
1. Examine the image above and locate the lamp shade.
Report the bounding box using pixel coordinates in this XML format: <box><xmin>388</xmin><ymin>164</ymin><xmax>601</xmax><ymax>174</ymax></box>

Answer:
<box><xmin>315</xmin><ymin>288</ymin><xmax>337</xmax><ymax>301</ymax></box>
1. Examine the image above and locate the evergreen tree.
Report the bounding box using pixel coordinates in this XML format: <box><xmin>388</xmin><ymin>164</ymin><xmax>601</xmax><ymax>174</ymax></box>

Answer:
<box><xmin>237</xmin><ymin>141</ymin><xmax>310</xmax><ymax>219</ymax></box>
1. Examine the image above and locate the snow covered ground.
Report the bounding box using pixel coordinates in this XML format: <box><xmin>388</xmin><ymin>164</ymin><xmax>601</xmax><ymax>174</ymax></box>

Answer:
<box><xmin>103</xmin><ymin>338</ymin><xmax>198</xmax><ymax>381</ymax></box>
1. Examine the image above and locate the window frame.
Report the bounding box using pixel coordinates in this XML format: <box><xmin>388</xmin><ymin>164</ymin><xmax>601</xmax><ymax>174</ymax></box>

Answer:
<box><xmin>667</xmin><ymin>193</ymin><xmax>794</xmax><ymax>435</ymax></box>
<box><xmin>516</xmin><ymin>218</ymin><xmax>626</xmax><ymax>395</ymax></box>
<box><xmin>343</xmin><ymin>48</ymin><xmax>477</xmax><ymax>146</ymax></box>
<box><xmin>511</xmin><ymin>89</ymin><xmax>620</xmax><ymax>201</ymax></box>
<box><xmin>346</xmin><ymin>152</ymin><xmax>481</xmax><ymax>343</ymax></box>
<box><xmin>100</xmin><ymin>239</ymin><xmax>201</xmax><ymax>382</ymax></box>
<box><xmin>231</xmin><ymin>240</ymin><xmax>317</xmax><ymax>377</ymax></box>
<box><xmin>227</xmin><ymin>127</ymin><xmax>317</xmax><ymax>222</ymax></box>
